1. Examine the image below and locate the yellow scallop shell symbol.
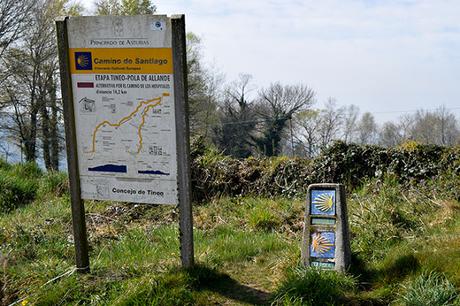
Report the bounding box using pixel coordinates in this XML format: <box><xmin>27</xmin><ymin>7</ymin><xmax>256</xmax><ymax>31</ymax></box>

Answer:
<box><xmin>311</xmin><ymin>233</ymin><xmax>334</xmax><ymax>254</ymax></box>
<box><xmin>77</xmin><ymin>55</ymin><xmax>89</xmax><ymax>67</ymax></box>
<box><xmin>313</xmin><ymin>193</ymin><xmax>333</xmax><ymax>212</ymax></box>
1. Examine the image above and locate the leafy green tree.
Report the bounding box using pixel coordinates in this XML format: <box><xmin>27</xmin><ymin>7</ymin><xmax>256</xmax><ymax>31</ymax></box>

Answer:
<box><xmin>186</xmin><ymin>33</ymin><xmax>221</xmax><ymax>140</ymax></box>
<box><xmin>95</xmin><ymin>0</ymin><xmax>156</xmax><ymax>15</ymax></box>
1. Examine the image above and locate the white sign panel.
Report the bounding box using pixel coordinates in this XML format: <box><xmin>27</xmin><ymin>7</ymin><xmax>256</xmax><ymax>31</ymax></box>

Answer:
<box><xmin>67</xmin><ymin>16</ymin><xmax>178</xmax><ymax>204</ymax></box>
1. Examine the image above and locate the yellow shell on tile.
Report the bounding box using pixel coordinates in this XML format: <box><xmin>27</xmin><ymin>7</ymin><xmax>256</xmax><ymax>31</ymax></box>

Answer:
<box><xmin>311</xmin><ymin>232</ymin><xmax>334</xmax><ymax>254</ymax></box>
<box><xmin>312</xmin><ymin>193</ymin><xmax>334</xmax><ymax>212</ymax></box>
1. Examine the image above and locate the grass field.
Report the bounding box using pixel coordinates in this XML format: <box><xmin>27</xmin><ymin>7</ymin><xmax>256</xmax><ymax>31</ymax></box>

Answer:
<box><xmin>0</xmin><ymin>162</ymin><xmax>459</xmax><ymax>305</ymax></box>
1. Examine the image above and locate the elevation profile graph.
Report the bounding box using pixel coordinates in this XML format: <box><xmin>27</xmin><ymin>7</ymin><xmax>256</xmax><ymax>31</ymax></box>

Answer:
<box><xmin>138</xmin><ymin>170</ymin><xmax>170</xmax><ymax>175</ymax></box>
<box><xmin>88</xmin><ymin>164</ymin><xmax>127</xmax><ymax>173</ymax></box>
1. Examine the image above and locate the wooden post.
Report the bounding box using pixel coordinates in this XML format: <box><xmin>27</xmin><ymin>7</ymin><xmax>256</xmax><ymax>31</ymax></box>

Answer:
<box><xmin>56</xmin><ymin>17</ymin><xmax>90</xmax><ymax>273</ymax></box>
<box><xmin>171</xmin><ymin>15</ymin><xmax>194</xmax><ymax>268</ymax></box>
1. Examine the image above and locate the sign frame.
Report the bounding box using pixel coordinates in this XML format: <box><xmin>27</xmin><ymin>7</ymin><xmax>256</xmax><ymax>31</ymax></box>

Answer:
<box><xmin>56</xmin><ymin>14</ymin><xmax>194</xmax><ymax>272</ymax></box>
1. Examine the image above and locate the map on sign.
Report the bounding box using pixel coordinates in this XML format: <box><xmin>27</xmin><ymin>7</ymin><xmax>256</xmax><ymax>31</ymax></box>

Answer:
<box><xmin>67</xmin><ymin>16</ymin><xmax>178</xmax><ymax>204</ymax></box>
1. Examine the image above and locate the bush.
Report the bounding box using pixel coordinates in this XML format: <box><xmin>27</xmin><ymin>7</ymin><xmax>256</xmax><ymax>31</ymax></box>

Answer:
<box><xmin>10</xmin><ymin>162</ymin><xmax>42</xmax><ymax>178</ymax></box>
<box><xmin>348</xmin><ymin>175</ymin><xmax>438</xmax><ymax>259</ymax></box>
<box><xmin>0</xmin><ymin>158</ymin><xmax>11</xmax><ymax>170</ymax></box>
<box><xmin>38</xmin><ymin>171</ymin><xmax>69</xmax><ymax>197</ymax></box>
<box><xmin>0</xmin><ymin>162</ymin><xmax>42</xmax><ymax>213</ymax></box>
<box><xmin>398</xmin><ymin>271</ymin><xmax>459</xmax><ymax>306</ymax></box>
<box><xmin>190</xmin><ymin>141</ymin><xmax>460</xmax><ymax>202</ymax></box>
<box><xmin>271</xmin><ymin>266</ymin><xmax>357</xmax><ymax>305</ymax></box>
<box><xmin>248</xmin><ymin>204</ymin><xmax>282</xmax><ymax>232</ymax></box>
<box><xmin>0</xmin><ymin>174</ymin><xmax>37</xmax><ymax>213</ymax></box>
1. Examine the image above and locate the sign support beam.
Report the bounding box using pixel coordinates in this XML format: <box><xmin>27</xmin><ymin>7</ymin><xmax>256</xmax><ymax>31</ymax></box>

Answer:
<box><xmin>56</xmin><ymin>17</ymin><xmax>90</xmax><ymax>273</ymax></box>
<box><xmin>172</xmin><ymin>14</ymin><xmax>194</xmax><ymax>268</ymax></box>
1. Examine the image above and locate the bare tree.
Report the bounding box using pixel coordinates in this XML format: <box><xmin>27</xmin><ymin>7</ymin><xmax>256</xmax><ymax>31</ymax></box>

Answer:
<box><xmin>397</xmin><ymin>114</ymin><xmax>414</xmax><ymax>141</ymax></box>
<box><xmin>317</xmin><ymin>98</ymin><xmax>344</xmax><ymax>150</ymax></box>
<box><xmin>2</xmin><ymin>48</ymin><xmax>41</xmax><ymax>162</ymax></box>
<box><xmin>214</xmin><ymin>74</ymin><xmax>257</xmax><ymax>158</ymax></box>
<box><xmin>185</xmin><ymin>33</ymin><xmax>221</xmax><ymax>140</ymax></box>
<box><xmin>410</xmin><ymin>106</ymin><xmax>459</xmax><ymax>146</ymax></box>
<box><xmin>0</xmin><ymin>0</ymin><xmax>79</xmax><ymax>167</ymax></box>
<box><xmin>295</xmin><ymin>109</ymin><xmax>321</xmax><ymax>158</ymax></box>
<box><xmin>357</xmin><ymin>112</ymin><xmax>378</xmax><ymax>144</ymax></box>
<box><xmin>379</xmin><ymin>121</ymin><xmax>402</xmax><ymax>147</ymax></box>
<box><xmin>342</xmin><ymin>104</ymin><xmax>360</xmax><ymax>143</ymax></box>
<box><xmin>436</xmin><ymin>105</ymin><xmax>458</xmax><ymax>145</ymax></box>
<box><xmin>0</xmin><ymin>0</ymin><xmax>35</xmax><ymax>57</ymax></box>
<box><xmin>255</xmin><ymin>83</ymin><xmax>315</xmax><ymax>156</ymax></box>
<box><xmin>0</xmin><ymin>133</ymin><xmax>14</xmax><ymax>162</ymax></box>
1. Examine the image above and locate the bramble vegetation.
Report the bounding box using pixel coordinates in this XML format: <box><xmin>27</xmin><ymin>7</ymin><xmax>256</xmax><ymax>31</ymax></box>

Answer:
<box><xmin>191</xmin><ymin>138</ymin><xmax>460</xmax><ymax>201</ymax></box>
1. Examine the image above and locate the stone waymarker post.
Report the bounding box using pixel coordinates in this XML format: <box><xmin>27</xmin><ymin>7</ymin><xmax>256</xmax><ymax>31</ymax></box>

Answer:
<box><xmin>301</xmin><ymin>184</ymin><xmax>351</xmax><ymax>272</ymax></box>
<box><xmin>56</xmin><ymin>15</ymin><xmax>193</xmax><ymax>272</ymax></box>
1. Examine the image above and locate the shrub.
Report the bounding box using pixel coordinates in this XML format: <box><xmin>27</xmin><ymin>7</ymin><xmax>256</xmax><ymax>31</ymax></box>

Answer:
<box><xmin>248</xmin><ymin>206</ymin><xmax>282</xmax><ymax>232</ymax></box>
<box><xmin>190</xmin><ymin>141</ymin><xmax>460</xmax><ymax>202</ymax></box>
<box><xmin>0</xmin><ymin>158</ymin><xmax>11</xmax><ymax>170</ymax></box>
<box><xmin>38</xmin><ymin>171</ymin><xmax>69</xmax><ymax>197</ymax></box>
<box><xmin>398</xmin><ymin>271</ymin><xmax>459</xmax><ymax>306</ymax></box>
<box><xmin>0</xmin><ymin>162</ymin><xmax>41</xmax><ymax>213</ymax></box>
<box><xmin>348</xmin><ymin>175</ymin><xmax>438</xmax><ymax>259</ymax></box>
<box><xmin>271</xmin><ymin>266</ymin><xmax>357</xmax><ymax>305</ymax></box>
<box><xmin>10</xmin><ymin>162</ymin><xmax>42</xmax><ymax>178</ymax></box>
<box><xmin>0</xmin><ymin>174</ymin><xmax>37</xmax><ymax>213</ymax></box>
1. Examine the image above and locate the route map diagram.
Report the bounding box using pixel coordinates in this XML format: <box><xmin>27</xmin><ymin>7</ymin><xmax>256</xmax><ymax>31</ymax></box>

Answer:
<box><xmin>87</xmin><ymin>96</ymin><xmax>164</xmax><ymax>156</ymax></box>
<box><xmin>71</xmin><ymin>73</ymin><xmax>178</xmax><ymax>204</ymax></box>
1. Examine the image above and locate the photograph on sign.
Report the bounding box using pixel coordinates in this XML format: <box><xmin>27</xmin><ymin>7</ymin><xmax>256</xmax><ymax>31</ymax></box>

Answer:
<box><xmin>311</xmin><ymin>189</ymin><xmax>336</xmax><ymax>215</ymax></box>
<box><xmin>67</xmin><ymin>16</ymin><xmax>178</xmax><ymax>204</ymax></box>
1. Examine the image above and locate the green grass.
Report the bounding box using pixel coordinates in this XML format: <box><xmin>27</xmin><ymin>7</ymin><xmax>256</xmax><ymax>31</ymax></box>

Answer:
<box><xmin>271</xmin><ymin>266</ymin><xmax>357</xmax><ymax>305</ymax></box>
<box><xmin>0</xmin><ymin>166</ymin><xmax>459</xmax><ymax>305</ymax></box>
<box><xmin>0</xmin><ymin>174</ymin><xmax>37</xmax><ymax>212</ymax></box>
<box><xmin>0</xmin><ymin>162</ymin><xmax>57</xmax><ymax>213</ymax></box>
<box><xmin>397</xmin><ymin>271</ymin><xmax>459</xmax><ymax>306</ymax></box>
<box><xmin>38</xmin><ymin>171</ymin><xmax>69</xmax><ymax>198</ymax></box>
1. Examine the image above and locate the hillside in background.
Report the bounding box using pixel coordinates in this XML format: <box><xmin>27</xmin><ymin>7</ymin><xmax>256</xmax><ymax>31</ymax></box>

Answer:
<box><xmin>0</xmin><ymin>142</ymin><xmax>459</xmax><ymax>305</ymax></box>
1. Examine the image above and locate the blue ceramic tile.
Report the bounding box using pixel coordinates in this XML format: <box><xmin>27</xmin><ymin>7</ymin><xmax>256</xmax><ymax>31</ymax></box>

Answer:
<box><xmin>310</xmin><ymin>190</ymin><xmax>336</xmax><ymax>215</ymax></box>
<box><xmin>310</xmin><ymin>231</ymin><xmax>335</xmax><ymax>259</ymax></box>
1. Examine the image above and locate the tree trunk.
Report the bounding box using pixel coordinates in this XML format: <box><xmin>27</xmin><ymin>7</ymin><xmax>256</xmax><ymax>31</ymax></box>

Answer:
<box><xmin>49</xmin><ymin>81</ymin><xmax>59</xmax><ymax>170</ymax></box>
<box><xmin>24</xmin><ymin>111</ymin><xmax>37</xmax><ymax>162</ymax></box>
<box><xmin>41</xmin><ymin>100</ymin><xmax>51</xmax><ymax>170</ymax></box>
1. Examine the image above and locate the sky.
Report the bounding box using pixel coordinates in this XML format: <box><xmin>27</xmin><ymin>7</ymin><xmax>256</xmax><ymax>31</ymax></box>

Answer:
<box><xmin>79</xmin><ymin>0</ymin><xmax>460</xmax><ymax>123</ymax></box>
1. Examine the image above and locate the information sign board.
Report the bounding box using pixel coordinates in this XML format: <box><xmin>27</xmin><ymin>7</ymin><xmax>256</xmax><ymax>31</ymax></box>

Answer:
<box><xmin>67</xmin><ymin>16</ymin><xmax>178</xmax><ymax>204</ymax></box>
<box><xmin>57</xmin><ymin>15</ymin><xmax>194</xmax><ymax>272</ymax></box>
